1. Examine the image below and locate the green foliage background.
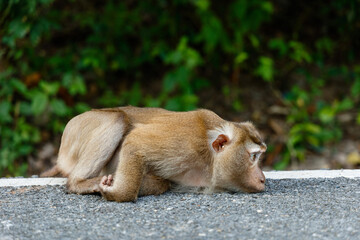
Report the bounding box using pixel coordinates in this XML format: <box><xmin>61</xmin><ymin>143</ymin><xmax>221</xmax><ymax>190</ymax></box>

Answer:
<box><xmin>1</xmin><ymin>0</ymin><xmax>359</xmax><ymax>176</ymax></box>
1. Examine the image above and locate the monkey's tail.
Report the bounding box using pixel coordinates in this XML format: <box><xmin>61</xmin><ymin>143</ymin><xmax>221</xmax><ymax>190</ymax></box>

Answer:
<box><xmin>40</xmin><ymin>165</ymin><xmax>61</xmax><ymax>177</ymax></box>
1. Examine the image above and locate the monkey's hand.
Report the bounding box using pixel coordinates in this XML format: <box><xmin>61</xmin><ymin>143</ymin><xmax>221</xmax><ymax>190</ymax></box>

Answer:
<box><xmin>99</xmin><ymin>175</ymin><xmax>114</xmax><ymax>189</ymax></box>
<box><xmin>98</xmin><ymin>174</ymin><xmax>140</xmax><ymax>202</ymax></box>
<box><xmin>99</xmin><ymin>174</ymin><xmax>117</xmax><ymax>201</ymax></box>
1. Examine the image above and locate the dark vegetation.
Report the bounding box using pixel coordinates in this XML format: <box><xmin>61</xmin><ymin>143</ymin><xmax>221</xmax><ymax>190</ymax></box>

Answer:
<box><xmin>0</xmin><ymin>0</ymin><xmax>359</xmax><ymax>176</ymax></box>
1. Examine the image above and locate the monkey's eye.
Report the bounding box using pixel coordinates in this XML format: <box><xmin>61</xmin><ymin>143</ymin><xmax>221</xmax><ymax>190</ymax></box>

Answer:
<box><xmin>250</xmin><ymin>152</ymin><xmax>262</xmax><ymax>162</ymax></box>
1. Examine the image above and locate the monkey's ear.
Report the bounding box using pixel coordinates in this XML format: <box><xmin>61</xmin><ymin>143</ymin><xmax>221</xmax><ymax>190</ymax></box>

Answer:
<box><xmin>212</xmin><ymin>134</ymin><xmax>230</xmax><ymax>152</ymax></box>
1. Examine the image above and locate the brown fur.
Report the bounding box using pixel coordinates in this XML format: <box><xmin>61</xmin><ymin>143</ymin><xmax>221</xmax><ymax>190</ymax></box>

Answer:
<box><xmin>43</xmin><ymin>106</ymin><xmax>266</xmax><ymax>202</ymax></box>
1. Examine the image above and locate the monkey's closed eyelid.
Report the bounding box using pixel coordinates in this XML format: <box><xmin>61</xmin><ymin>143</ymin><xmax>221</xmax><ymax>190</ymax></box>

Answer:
<box><xmin>249</xmin><ymin>151</ymin><xmax>261</xmax><ymax>156</ymax></box>
<box><xmin>249</xmin><ymin>153</ymin><xmax>257</xmax><ymax>161</ymax></box>
<box><xmin>249</xmin><ymin>152</ymin><xmax>263</xmax><ymax>162</ymax></box>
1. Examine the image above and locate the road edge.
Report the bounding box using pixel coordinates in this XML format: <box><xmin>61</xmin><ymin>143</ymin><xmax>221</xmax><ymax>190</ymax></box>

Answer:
<box><xmin>0</xmin><ymin>169</ymin><xmax>359</xmax><ymax>187</ymax></box>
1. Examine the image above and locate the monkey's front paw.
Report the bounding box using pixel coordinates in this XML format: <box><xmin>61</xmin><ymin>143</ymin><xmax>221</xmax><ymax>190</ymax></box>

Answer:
<box><xmin>99</xmin><ymin>175</ymin><xmax>119</xmax><ymax>201</ymax></box>
<box><xmin>98</xmin><ymin>174</ymin><xmax>139</xmax><ymax>202</ymax></box>
<box><xmin>99</xmin><ymin>174</ymin><xmax>114</xmax><ymax>191</ymax></box>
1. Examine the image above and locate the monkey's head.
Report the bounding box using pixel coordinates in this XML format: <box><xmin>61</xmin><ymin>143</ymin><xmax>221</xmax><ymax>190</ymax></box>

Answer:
<box><xmin>209</xmin><ymin>122</ymin><xmax>267</xmax><ymax>193</ymax></box>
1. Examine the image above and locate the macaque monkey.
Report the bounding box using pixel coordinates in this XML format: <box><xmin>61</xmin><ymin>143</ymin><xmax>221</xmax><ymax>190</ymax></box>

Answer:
<box><xmin>42</xmin><ymin>106</ymin><xmax>267</xmax><ymax>202</ymax></box>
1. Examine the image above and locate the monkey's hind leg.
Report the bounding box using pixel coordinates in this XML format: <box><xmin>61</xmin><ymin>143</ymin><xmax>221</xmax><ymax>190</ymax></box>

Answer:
<box><xmin>66</xmin><ymin>146</ymin><xmax>122</xmax><ymax>195</ymax></box>
<box><xmin>67</xmin><ymin>176</ymin><xmax>104</xmax><ymax>194</ymax></box>
<box><xmin>64</xmin><ymin>109</ymin><xmax>129</xmax><ymax>195</ymax></box>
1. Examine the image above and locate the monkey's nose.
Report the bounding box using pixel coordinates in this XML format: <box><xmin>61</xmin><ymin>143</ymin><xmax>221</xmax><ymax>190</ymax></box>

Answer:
<box><xmin>260</xmin><ymin>177</ymin><xmax>265</xmax><ymax>184</ymax></box>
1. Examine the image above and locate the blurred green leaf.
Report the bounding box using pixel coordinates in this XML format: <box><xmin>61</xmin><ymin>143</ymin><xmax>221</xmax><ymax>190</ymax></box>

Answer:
<box><xmin>269</xmin><ymin>38</ymin><xmax>288</xmax><ymax>56</ymax></box>
<box><xmin>199</xmin><ymin>15</ymin><xmax>224</xmax><ymax>52</ymax></box>
<box><xmin>336</xmin><ymin>98</ymin><xmax>354</xmax><ymax>111</ymax></box>
<box><xmin>319</xmin><ymin>107</ymin><xmax>335</xmax><ymax>123</ymax></box>
<box><xmin>31</xmin><ymin>92</ymin><xmax>48</xmax><ymax>115</ymax></box>
<box><xmin>304</xmin><ymin>123</ymin><xmax>321</xmax><ymax>134</ymax></box>
<box><xmin>315</xmin><ymin>38</ymin><xmax>335</xmax><ymax>54</ymax></box>
<box><xmin>182</xmin><ymin>94</ymin><xmax>198</xmax><ymax>110</ymax></box>
<box><xmin>163</xmin><ymin>67</ymin><xmax>191</xmax><ymax>93</ymax></box>
<box><xmin>232</xmin><ymin>100</ymin><xmax>243</xmax><ymax>111</ymax></box>
<box><xmin>40</xmin><ymin>81</ymin><xmax>60</xmax><ymax>96</ymax></box>
<box><xmin>166</xmin><ymin>37</ymin><xmax>202</xmax><ymax>69</ymax></box>
<box><xmin>19</xmin><ymin>102</ymin><xmax>33</xmax><ymax>116</ymax></box>
<box><xmin>163</xmin><ymin>74</ymin><xmax>178</xmax><ymax>93</ymax></box>
<box><xmin>145</xmin><ymin>97</ymin><xmax>162</xmax><ymax>108</ymax></box>
<box><xmin>193</xmin><ymin>0</ymin><xmax>210</xmax><ymax>10</ymax></box>
<box><xmin>351</xmin><ymin>76</ymin><xmax>360</xmax><ymax>97</ymax></box>
<box><xmin>235</xmin><ymin>52</ymin><xmax>248</xmax><ymax>64</ymax></box>
<box><xmin>74</xmin><ymin>103</ymin><xmax>91</xmax><ymax>113</ymax></box>
<box><xmin>3</xmin><ymin>20</ymin><xmax>30</xmax><ymax>47</ymax></box>
<box><xmin>165</xmin><ymin>97</ymin><xmax>181</xmax><ymax>111</ymax></box>
<box><xmin>289</xmin><ymin>41</ymin><xmax>312</xmax><ymax>63</ymax></box>
<box><xmin>261</xmin><ymin>1</ymin><xmax>274</xmax><ymax>13</ymax></box>
<box><xmin>10</xmin><ymin>78</ymin><xmax>27</xmax><ymax>95</ymax></box>
<box><xmin>288</xmin><ymin>134</ymin><xmax>303</xmax><ymax>147</ymax></box>
<box><xmin>306</xmin><ymin>135</ymin><xmax>320</xmax><ymax>147</ymax></box>
<box><xmin>249</xmin><ymin>35</ymin><xmax>260</xmax><ymax>48</ymax></box>
<box><xmin>50</xmin><ymin>99</ymin><xmax>69</xmax><ymax>116</ymax></box>
<box><xmin>127</xmin><ymin>82</ymin><xmax>142</xmax><ymax>106</ymax></box>
<box><xmin>222</xmin><ymin>86</ymin><xmax>230</xmax><ymax>96</ymax></box>
<box><xmin>256</xmin><ymin>56</ymin><xmax>274</xmax><ymax>82</ymax></box>
<box><xmin>0</xmin><ymin>101</ymin><xmax>12</xmax><ymax>123</ymax></box>
<box><xmin>62</xmin><ymin>73</ymin><xmax>86</xmax><ymax>96</ymax></box>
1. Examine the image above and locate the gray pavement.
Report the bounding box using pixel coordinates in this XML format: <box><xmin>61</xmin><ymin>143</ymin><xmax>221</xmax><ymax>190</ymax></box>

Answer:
<box><xmin>1</xmin><ymin>178</ymin><xmax>359</xmax><ymax>240</ymax></box>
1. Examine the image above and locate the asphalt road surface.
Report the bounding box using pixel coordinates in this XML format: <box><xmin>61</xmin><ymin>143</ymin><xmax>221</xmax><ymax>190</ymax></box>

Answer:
<box><xmin>1</xmin><ymin>178</ymin><xmax>359</xmax><ymax>240</ymax></box>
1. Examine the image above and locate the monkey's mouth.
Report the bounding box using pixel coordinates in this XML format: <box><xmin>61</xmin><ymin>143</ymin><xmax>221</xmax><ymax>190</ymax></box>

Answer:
<box><xmin>236</xmin><ymin>178</ymin><xmax>266</xmax><ymax>193</ymax></box>
<box><xmin>224</xmin><ymin>183</ymin><xmax>265</xmax><ymax>194</ymax></box>
<box><xmin>244</xmin><ymin>184</ymin><xmax>265</xmax><ymax>193</ymax></box>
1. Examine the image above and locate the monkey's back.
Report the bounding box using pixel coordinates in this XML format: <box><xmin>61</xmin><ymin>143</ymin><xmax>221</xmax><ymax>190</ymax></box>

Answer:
<box><xmin>57</xmin><ymin>106</ymin><xmax>225</xmax><ymax>181</ymax></box>
<box><xmin>119</xmin><ymin>106</ymin><xmax>225</xmax><ymax>128</ymax></box>
<box><xmin>120</xmin><ymin>107</ymin><xmax>224</xmax><ymax>180</ymax></box>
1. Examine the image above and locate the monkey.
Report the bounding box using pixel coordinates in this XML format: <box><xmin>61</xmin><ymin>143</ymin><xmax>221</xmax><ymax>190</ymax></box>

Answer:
<box><xmin>41</xmin><ymin>106</ymin><xmax>267</xmax><ymax>202</ymax></box>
